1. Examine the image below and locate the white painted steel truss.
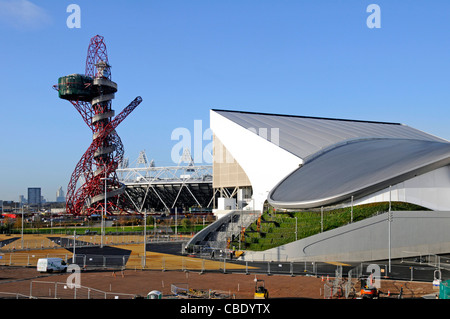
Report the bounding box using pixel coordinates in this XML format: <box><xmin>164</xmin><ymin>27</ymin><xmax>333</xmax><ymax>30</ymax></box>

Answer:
<box><xmin>117</xmin><ymin>164</ymin><xmax>213</xmax><ymax>212</ymax></box>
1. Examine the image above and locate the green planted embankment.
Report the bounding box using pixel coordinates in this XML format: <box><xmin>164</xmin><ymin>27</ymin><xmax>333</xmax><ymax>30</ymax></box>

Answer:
<box><xmin>232</xmin><ymin>202</ymin><xmax>429</xmax><ymax>251</ymax></box>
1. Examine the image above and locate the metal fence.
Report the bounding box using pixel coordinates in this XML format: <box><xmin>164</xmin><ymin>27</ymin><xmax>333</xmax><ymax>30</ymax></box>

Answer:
<box><xmin>170</xmin><ymin>283</ymin><xmax>232</xmax><ymax>299</ymax></box>
<box><xmin>2</xmin><ymin>249</ymin><xmax>449</xmax><ymax>281</ymax></box>
<box><xmin>0</xmin><ymin>234</ymin><xmax>185</xmax><ymax>252</ymax></box>
<box><xmin>29</xmin><ymin>280</ymin><xmax>137</xmax><ymax>299</ymax></box>
<box><xmin>0</xmin><ymin>250</ymin><xmax>334</xmax><ymax>277</ymax></box>
<box><xmin>323</xmin><ymin>257</ymin><xmax>450</xmax><ymax>299</ymax></box>
<box><xmin>0</xmin><ymin>292</ymin><xmax>36</xmax><ymax>299</ymax></box>
<box><xmin>2</xmin><ymin>246</ymin><xmax>449</xmax><ymax>300</ymax></box>
<box><xmin>402</xmin><ymin>253</ymin><xmax>450</xmax><ymax>271</ymax></box>
<box><xmin>0</xmin><ymin>252</ymin><xmax>71</xmax><ymax>267</ymax></box>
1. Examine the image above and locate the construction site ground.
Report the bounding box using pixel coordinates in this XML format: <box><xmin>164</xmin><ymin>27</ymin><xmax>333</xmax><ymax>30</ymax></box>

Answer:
<box><xmin>0</xmin><ymin>234</ymin><xmax>440</xmax><ymax>299</ymax></box>
<box><xmin>0</xmin><ymin>266</ymin><xmax>439</xmax><ymax>299</ymax></box>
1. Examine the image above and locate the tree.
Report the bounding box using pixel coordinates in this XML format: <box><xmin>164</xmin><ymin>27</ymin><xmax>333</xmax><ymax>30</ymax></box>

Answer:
<box><xmin>181</xmin><ymin>218</ymin><xmax>192</xmax><ymax>232</ymax></box>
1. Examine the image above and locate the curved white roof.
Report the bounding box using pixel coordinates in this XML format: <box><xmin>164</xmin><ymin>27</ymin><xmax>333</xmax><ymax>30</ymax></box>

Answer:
<box><xmin>268</xmin><ymin>138</ymin><xmax>450</xmax><ymax>209</ymax></box>
<box><xmin>211</xmin><ymin>109</ymin><xmax>450</xmax><ymax>211</ymax></box>
<box><xmin>212</xmin><ymin>110</ymin><xmax>446</xmax><ymax>160</ymax></box>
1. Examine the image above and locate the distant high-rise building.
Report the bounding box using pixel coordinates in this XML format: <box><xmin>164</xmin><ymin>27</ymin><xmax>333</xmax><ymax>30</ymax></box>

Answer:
<box><xmin>56</xmin><ymin>187</ymin><xmax>65</xmax><ymax>203</ymax></box>
<box><xmin>19</xmin><ymin>195</ymin><xmax>26</xmax><ymax>205</ymax></box>
<box><xmin>28</xmin><ymin>188</ymin><xmax>41</xmax><ymax>207</ymax></box>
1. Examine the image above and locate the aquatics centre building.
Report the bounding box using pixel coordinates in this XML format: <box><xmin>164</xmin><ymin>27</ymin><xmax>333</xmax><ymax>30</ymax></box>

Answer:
<box><xmin>188</xmin><ymin>109</ymin><xmax>450</xmax><ymax>262</ymax></box>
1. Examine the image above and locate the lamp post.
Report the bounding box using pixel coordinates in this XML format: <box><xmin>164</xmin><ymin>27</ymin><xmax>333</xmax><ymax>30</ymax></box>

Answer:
<box><xmin>295</xmin><ymin>216</ymin><xmax>298</xmax><ymax>241</ymax></box>
<box><xmin>351</xmin><ymin>196</ymin><xmax>353</xmax><ymax>223</ymax></box>
<box><xmin>388</xmin><ymin>186</ymin><xmax>392</xmax><ymax>273</ymax></box>
<box><xmin>143</xmin><ymin>208</ymin><xmax>147</xmax><ymax>268</ymax></box>
<box><xmin>73</xmin><ymin>230</ymin><xmax>76</xmax><ymax>264</ymax></box>
<box><xmin>21</xmin><ymin>204</ymin><xmax>24</xmax><ymax>249</ymax></box>
<box><xmin>321</xmin><ymin>207</ymin><xmax>323</xmax><ymax>233</ymax></box>
<box><xmin>175</xmin><ymin>207</ymin><xmax>178</xmax><ymax>236</ymax></box>
<box><xmin>100</xmin><ymin>167</ymin><xmax>112</xmax><ymax>249</ymax></box>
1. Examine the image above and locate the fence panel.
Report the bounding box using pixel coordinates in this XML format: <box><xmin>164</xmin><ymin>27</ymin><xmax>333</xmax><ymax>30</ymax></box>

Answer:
<box><xmin>0</xmin><ymin>292</ymin><xmax>32</xmax><ymax>299</ymax></box>
<box><xmin>0</xmin><ymin>234</ymin><xmax>186</xmax><ymax>253</ymax></box>
<box><xmin>29</xmin><ymin>281</ymin><xmax>136</xmax><ymax>299</ymax></box>
<box><xmin>0</xmin><ymin>253</ymin><xmax>69</xmax><ymax>267</ymax></box>
<box><xmin>323</xmin><ymin>284</ymin><xmax>332</xmax><ymax>299</ymax></box>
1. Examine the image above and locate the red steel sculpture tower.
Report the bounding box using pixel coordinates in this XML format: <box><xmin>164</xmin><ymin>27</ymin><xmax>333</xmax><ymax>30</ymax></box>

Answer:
<box><xmin>54</xmin><ymin>35</ymin><xmax>142</xmax><ymax>216</ymax></box>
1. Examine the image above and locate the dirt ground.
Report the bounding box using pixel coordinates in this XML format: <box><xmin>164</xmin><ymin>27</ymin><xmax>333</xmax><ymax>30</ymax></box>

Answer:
<box><xmin>0</xmin><ymin>235</ymin><xmax>440</xmax><ymax>299</ymax></box>
<box><xmin>0</xmin><ymin>266</ymin><xmax>439</xmax><ymax>299</ymax></box>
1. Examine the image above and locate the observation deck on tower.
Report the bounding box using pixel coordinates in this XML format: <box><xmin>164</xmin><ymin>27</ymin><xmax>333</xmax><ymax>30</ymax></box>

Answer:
<box><xmin>54</xmin><ymin>35</ymin><xmax>142</xmax><ymax>216</ymax></box>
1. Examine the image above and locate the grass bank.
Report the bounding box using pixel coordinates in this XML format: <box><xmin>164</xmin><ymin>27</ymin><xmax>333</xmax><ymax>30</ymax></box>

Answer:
<box><xmin>233</xmin><ymin>202</ymin><xmax>429</xmax><ymax>251</ymax></box>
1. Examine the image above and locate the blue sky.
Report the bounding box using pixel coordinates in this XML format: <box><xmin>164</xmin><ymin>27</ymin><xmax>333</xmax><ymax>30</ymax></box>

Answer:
<box><xmin>1</xmin><ymin>0</ymin><xmax>450</xmax><ymax>201</ymax></box>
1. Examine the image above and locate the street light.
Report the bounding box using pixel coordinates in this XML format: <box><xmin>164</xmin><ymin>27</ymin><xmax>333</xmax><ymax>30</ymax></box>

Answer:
<box><xmin>175</xmin><ymin>207</ymin><xmax>178</xmax><ymax>236</ymax></box>
<box><xmin>388</xmin><ymin>185</ymin><xmax>393</xmax><ymax>273</ymax></box>
<box><xmin>295</xmin><ymin>216</ymin><xmax>298</xmax><ymax>241</ymax></box>
<box><xmin>143</xmin><ymin>208</ymin><xmax>147</xmax><ymax>268</ymax></box>
<box><xmin>100</xmin><ymin>166</ymin><xmax>112</xmax><ymax>249</ymax></box>
<box><xmin>21</xmin><ymin>204</ymin><xmax>24</xmax><ymax>249</ymax></box>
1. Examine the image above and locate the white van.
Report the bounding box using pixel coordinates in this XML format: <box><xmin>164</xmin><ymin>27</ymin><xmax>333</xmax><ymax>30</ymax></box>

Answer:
<box><xmin>37</xmin><ymin>258</ymin><xmax>68</xmax><ymax>273</ymax></box>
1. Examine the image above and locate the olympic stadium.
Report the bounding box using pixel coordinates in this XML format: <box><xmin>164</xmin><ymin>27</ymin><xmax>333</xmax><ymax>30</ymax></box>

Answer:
<box><xmin>184</xmin><ymin>109</ymin><xmax>450</xmax><ymax>263</ymax></box>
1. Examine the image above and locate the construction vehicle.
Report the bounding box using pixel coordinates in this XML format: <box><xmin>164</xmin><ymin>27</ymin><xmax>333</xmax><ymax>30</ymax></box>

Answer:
<box><xmin>360</xmin><ymin>284</ymin><xmax>379</xmax><ymax>299</ymax></box>
<box><xmin>359</xmin><ymin>276</ymin><xmax>379</xmax><ymax>298</ymax></box>
<box><xmin>360</xmin><ymin>286</ymin><xmax>378</xmax><ymax>298</ymax></box>
<box><xmin>254</xmin><ymin>279</ymin><xmax>269</xmax><ymax>299</ymax></box>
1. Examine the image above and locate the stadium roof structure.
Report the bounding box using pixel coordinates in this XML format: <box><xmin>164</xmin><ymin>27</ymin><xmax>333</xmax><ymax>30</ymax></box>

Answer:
<box><xmin>117</xmin><ymin>150</ymin><xmax>214</xmax><ymax>212</ymax></box>
<box><xmin>268</xmin><ymin>138</ymin><xmax>450</xmax><ymax>209</ymax></box>
<box><xmin>211</xmin><ymin>109</ymin><xmax>450</xmax><ymax>211</ymax></box>
<box><xmin>213</xmin><ymin>109</ymin><xmax>445</xmax><ymax>159</ymax></box>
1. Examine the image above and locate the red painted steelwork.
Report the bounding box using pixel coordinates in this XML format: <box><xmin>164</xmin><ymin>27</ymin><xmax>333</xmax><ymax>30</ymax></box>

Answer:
<box><xmin>54</xmin><ymin>35</ymin><xmax>142</xmax><ymax>215</ymax></box>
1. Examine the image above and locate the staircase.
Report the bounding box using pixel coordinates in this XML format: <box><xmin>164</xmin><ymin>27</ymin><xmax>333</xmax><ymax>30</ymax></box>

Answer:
<box><xmin>184</xmin><ymin>210</ymin><xmax>260</xmax><ymax>257</ymax></box>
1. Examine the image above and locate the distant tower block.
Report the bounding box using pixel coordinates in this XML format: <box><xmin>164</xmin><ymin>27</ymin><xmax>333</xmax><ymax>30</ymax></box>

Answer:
<box><xmin>54</xmin><ymin>35</ymin><xmax>142</xmax><ymax>216</ymax></box>
<box><xmin>56</xmin><ymin>187</ymin><xmax>65</xmax><ymax>203</ymax></box>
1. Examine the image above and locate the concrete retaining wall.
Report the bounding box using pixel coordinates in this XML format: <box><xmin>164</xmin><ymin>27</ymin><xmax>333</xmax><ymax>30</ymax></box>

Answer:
<box><xmin>239</xmin><ymin>211</ymin><xmax>450</xmax><ymax>262</ymax></box>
